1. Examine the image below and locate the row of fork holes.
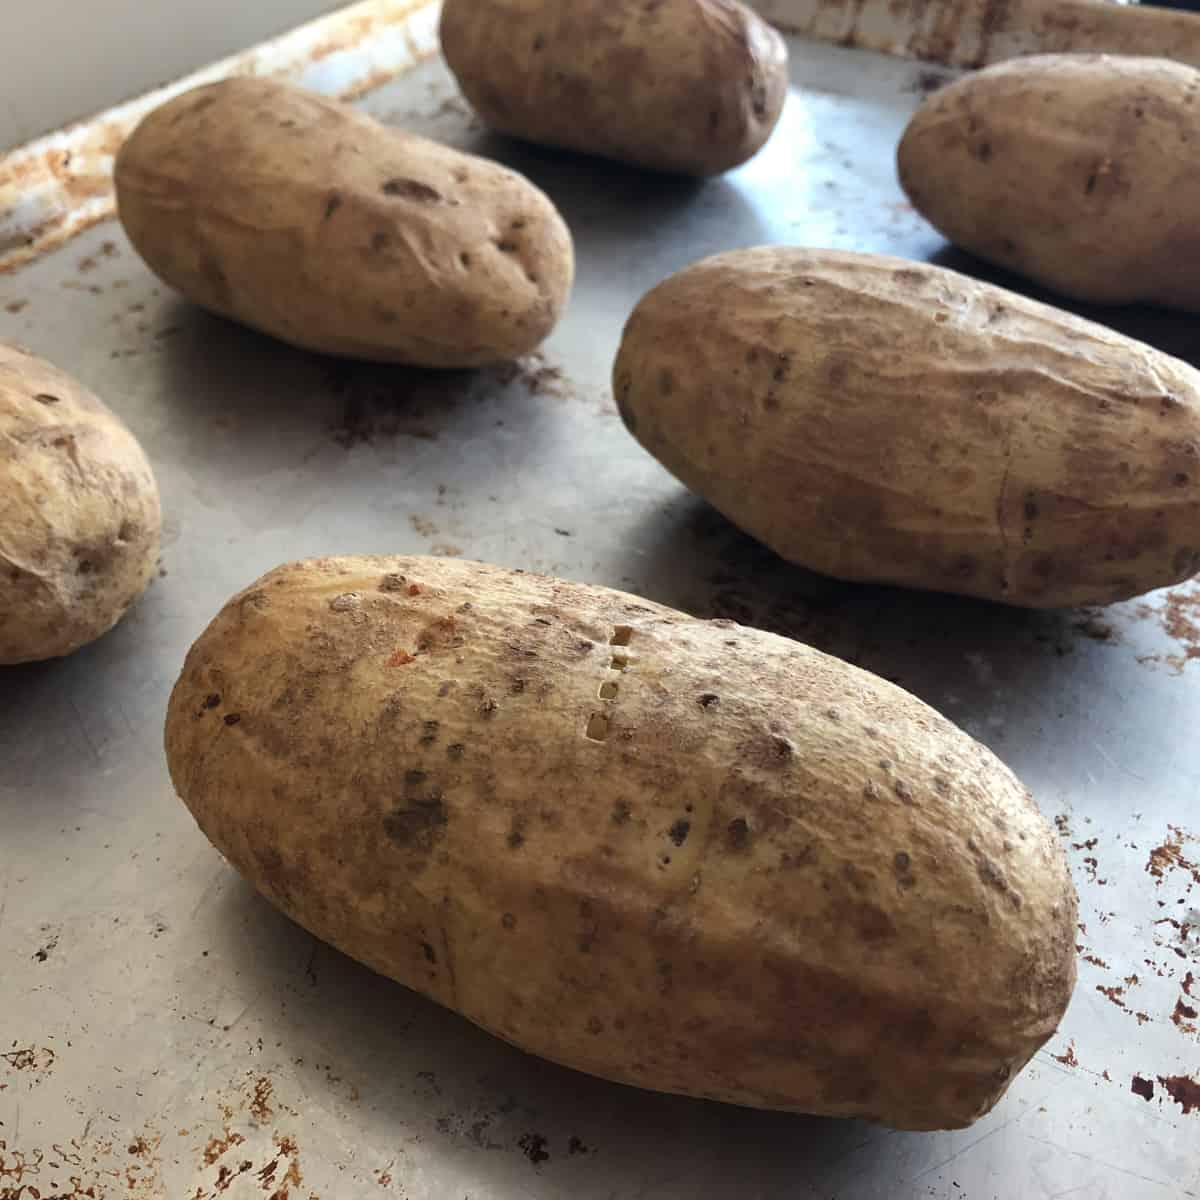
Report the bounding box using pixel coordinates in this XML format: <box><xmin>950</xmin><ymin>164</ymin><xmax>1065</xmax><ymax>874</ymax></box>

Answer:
<box><xmin>586</xmin><ymin>627</ymin><xmax>632</xmax><ymax>741</ymax></box>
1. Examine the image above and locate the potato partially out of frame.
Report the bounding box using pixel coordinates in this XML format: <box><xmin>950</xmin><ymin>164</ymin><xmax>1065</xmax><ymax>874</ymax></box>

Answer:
<box><xmin>440</xmin><ymin>0</ymin><xmax>789</xmax><ymax>176</ymax></box>
<box><xmin>0</xmin><ymin>343</ymin><xmax>161</xmax><ymax>664</ymax></box>
<box><xmin>615</xmin><ymin>247</ymin><xmax>1200</xmax><ymax>608</ymax></box>
<box><xmin>899</xmin><ymin>54</ymin><xmax>1200</xmax><ymax>310</ymax></box>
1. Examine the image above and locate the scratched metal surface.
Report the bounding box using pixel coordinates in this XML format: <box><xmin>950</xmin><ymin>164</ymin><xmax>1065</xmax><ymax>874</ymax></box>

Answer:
<box><xmin>2</xmin><ymin>32</ymin><xmax>1199</xmax><ymax>1200</ymax></box>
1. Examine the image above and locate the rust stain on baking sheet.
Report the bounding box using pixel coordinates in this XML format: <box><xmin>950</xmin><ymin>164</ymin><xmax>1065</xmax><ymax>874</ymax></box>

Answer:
<box><xmin>1172</xmin><ymin>996</ymin><xmax>1198</xmax><ymax>1035</ymax></box>
<box><xmin>1160</xmin><ymin>1074</ymin><xmax>1200</xmax><ymax>1115</ymax></box>
<box><xmin>1052</xmin><ymin>1041</ymin><xmax>1078</xmax><ymax>1067</ymax></box>
<box><xmin>0</xmin><ymin>1072</ymin><xmax>305</xmax><ymax>1199</ymax></box>
<box><xmin>1130</xmin><ymin>583</ymin><xmax>1200</xmax><ymax>674</ymax></box>
<box><xmin>1147</xmin><ymin>828</ymin><xmax>1200</xmax><ymax>888</ymax></box>
<box><xmin>0</xmin><ymin>0</ymin><xmax>439</xmax><ymax>274</ymax></box>
<box><xmin>204</xmin><ymin>1128</ymin><xmax>246</xmax><ymax>1166</ymax></box>
<box><xmin>1</xmin><ymin>1044</ymin><xmax>56</xmax><ymax>1080</ymax></box>
<box><xmin>0</xmin><ymin>1127</ymin><xmax>165</xmax><ymax>1198</ymax></box>
<box><xmin>249</xmin><ymin>1076</ymin><xmax>274</xmax><ymax>1123</ymax></box>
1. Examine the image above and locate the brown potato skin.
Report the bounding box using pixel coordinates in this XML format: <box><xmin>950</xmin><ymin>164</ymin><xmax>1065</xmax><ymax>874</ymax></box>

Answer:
<box><xmin>115</xmin><ymin>78</ymin><xmax>574</xmax><ymax>367</ymax></box>
<box><xmin>0</xmin><ymin>344</ymin><xmax>161</xmax><ymax>664</ymax></box>
<box><xmin>898</xmin><ymin>55</ymin><xmax>1200</xmax><ymax>309</ymax></box>
<box><xmin>615</xmin><ymin>247</ymin><xmax>1200</xmax><ymax>609</ymax></box>
<box><xmin>440</xmin><ymin>0</ymin><xmax>789</xmax><ymax>176</ymax></box>
<box><xmin>165</xmin><ymin>555</ymin><xmax>1076</xmax><ymax>1130</ymax></box>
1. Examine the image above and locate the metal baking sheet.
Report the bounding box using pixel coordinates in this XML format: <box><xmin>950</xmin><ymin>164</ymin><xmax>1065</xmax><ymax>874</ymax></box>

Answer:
<box><xmin>3</xmin><ymin>12</ymin><xmax>1199</xmax><ymax>1200</ymax></box>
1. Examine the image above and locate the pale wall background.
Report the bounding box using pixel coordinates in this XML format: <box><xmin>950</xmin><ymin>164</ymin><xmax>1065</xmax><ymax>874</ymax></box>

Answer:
<box><xmin>1</xmin><ymin>0</ymin><xmax>348</xmax><ymax>149</ymax></box>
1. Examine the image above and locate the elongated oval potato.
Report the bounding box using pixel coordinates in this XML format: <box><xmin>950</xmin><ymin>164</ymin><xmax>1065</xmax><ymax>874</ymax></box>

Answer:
<box><xmin>898</xmin><ymin>55</ymin><xmax>1200</xmax><ymax>309</ymax></box>
<box><xmin>166</xmin><ymin>555</ymin><xmax>1076</xmax><ymax>1130</ymax></box>
<box><xmin>115</xmin><ymin>78</ymin><xmax>574</xmax><ymax>367</ymax></box>
<box><xmin>615</xmin><ymin>247</ymin><xmax>1200</xmax><ymax>608</ymax></box>
<box><xmin>0</xmin><ymin>344</ymin><xmax>161</xmax><ymax>664</ymax></box>
<box><xmin>439</xmin><ymin>0</ymin><xmax>789</xmax><ymax>176</ymax></box>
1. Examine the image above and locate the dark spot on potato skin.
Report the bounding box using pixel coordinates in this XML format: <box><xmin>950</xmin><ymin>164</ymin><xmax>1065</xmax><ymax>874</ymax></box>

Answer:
<box><xmin>668</xmin><ymin>819</ymin><xmax>691</xmax><ymax>847</ymax></box>
<box><xmin>766</xmin><ymin>735</ymin><xmax>795</xmax><ymax>764</ymax></box>
<box><xmin>421</xmin><ymin>940</ymin><xmax>438</xmax><ymax>964</ymax></box>
<box><xmin>501</xmin><ymin>912</ymin><xmax>516</xmax><ymax>930</ymax></box>
<box><xmin>223</xmin><ymin>713</ymin><xmax>242</xmax><ymax>726</ymax></box>
<box><xmin>384</xmin><ymin>796</ymin><xmax>448</xmax><ymax>850</ymax></box>
<box><xmin>612</xmin><ymin>800</ymin><xmax>632</xmax><ymax>825</ymax></box>
<box><xmin>508</xmin><ymin>817</ymin><xmax>527</xmax><ymax>849</ymax></box>
<box><xmin>727</xmin><ymin>817</ymin><xmax>751</xmax><ymax>849</ymax></box>
<box><xmin>855</xmin><ymin>904</ymin><xmax>898</xmax><ymax>943</ymax></box>
<box><xmin>323</xmin><ymin>192</ymin><xmax>342</xmax><ymax>220</ymax></box>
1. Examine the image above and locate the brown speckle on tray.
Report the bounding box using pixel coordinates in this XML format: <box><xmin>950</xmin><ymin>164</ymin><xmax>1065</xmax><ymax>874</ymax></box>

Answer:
<box><xmin>1160</xmin><ymin>1074</ymin><xmax>1200</xmax><ymax>1115</ymax></box>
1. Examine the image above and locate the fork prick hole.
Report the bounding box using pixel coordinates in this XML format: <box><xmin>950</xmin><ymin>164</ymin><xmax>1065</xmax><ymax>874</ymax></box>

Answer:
<box><xmin>610</xmin><ymin>626</ymin><xmax>633</xmax><ymax>647</ymax></box>
<box><xmin>599</xmin><ymin>681</ymin><xmax>619</xmax><ymax>700</ymax></box>
<box><xmin>586</xmin><ymin>713</ymin><xmax>611</xmax><ymax>742</ymax></box>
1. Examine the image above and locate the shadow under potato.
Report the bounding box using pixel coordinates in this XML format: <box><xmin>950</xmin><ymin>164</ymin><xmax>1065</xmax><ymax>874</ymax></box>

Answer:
<box><xmin>147</xmin><ymin>297</ymin><xmax>570</xmax><ymax>461</ymax></box>
<box><xmin>926</xmin><ymin>244</ymin><xmax>1200</xmax><ymax>369</ymax></box>
<box><xmin>622</xmin><ymin>492</ymin><xmax>1109</xmax><ymax>722</ymax></box>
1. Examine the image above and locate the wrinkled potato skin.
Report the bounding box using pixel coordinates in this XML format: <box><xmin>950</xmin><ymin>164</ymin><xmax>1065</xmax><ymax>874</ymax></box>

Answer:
<box><xmin>0</xmin><ymin>344</ymin><xmax>161</xmax><ymax>664</ymax></box>
<box><xmin>615</xmin><ymin>247</ymin><xmax>1200</xmax><ymax>609</ymax></box>
<box><xmin>899</xmin><ymin>55</ymin><xmax>1200</xmax><ymax>309</ymax></box>
<box><xmin>166</xmin><ymin>555</ymin><xmax>1076</xmax><ymax>1130</ymax></box>
<box><xmin>116</xmin><ymin>78</ymin><xmax>574</xmax><ymax>367</ymax></box>
<box><xmin>440</xmin><ymin>0</ymin><xmax>789</xmax><ymax>176</ymax></box>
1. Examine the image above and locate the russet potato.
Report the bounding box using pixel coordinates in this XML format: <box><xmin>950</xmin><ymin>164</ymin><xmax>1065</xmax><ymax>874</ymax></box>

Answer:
<box><xmin>615</xmin><ymin>247</ymin><xmax>1200</xmax><ymax>608</ymax></box>
<box><xmin>899</xmin><ymin>54</ymin><xmax>1200</xmax><ymax>309</ymax></box>
<box><xmin>0</xmin><ymin>343</ymin><xmax>161</xmax><ymax>664</ymax></box>
<box><xmin>116</xmin><ymin>78</ymin><xmax>574</xmax><ymax>367</ymax></box>
<box><xmin>165</xmin><ymin>555</ymin><xmax>1076</xmax><ymax>1130</ymax></box>
<box><xmin>440</xmin><ymin>0</ymin><xmax>789</xmax><ymax>176</ymax></box>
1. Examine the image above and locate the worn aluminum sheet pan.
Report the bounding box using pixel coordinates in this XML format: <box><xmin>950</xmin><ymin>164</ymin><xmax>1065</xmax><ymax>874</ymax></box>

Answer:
<box><xmin>762</xmin><ymin>0</ymin><xmax>1200</xmax><ymax>69</ymax></box>
<box><xmin>2</xmin><ymin>4</ymin><xmax>1199</xmax><ymax>1198</ymax></box>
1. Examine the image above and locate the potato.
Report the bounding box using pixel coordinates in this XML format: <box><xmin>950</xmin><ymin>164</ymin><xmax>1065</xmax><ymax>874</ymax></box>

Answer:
<box><xmin>898</xmin><ymin>54</ymin><xmax>1200</xmax><ymax>309</ymax></box>
<box><xmin>439</xmin><ymin>0</ymin><xmax>789</xmax><ymax>176</ymax></box>
<box><xmin>0</xmin><ymin>344</ymin><xmax>161</xmax><ymax>664</ymax></box>
<box><xmin>165</xmin><ymin>555</ymin><xmax>1076</xmax><ymax>1130</ymax></box>
<box><xmin>115</xmin><ymin>78</ymin><xmax>574</xmax><ymax>367</ymax></box>
<box><xmin>615</xmin><ymin>247</ymin><xmax>1200</xmax><ymax>609</ymax></box>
